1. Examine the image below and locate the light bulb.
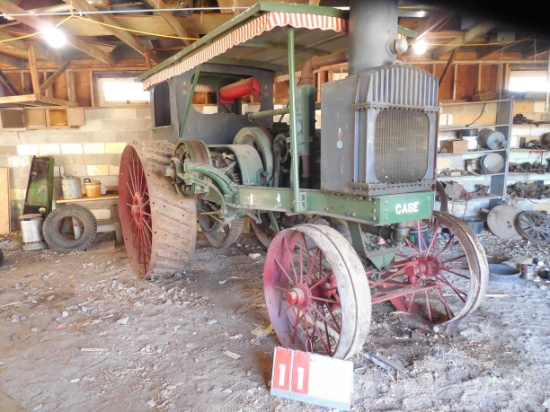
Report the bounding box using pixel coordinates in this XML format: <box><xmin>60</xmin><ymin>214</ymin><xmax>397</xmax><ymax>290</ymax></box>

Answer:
<box><xmin>412</xmin><ymin>40</ymin><xmax>428</xmax><ymax>55</ymax></box>
<box><xmin>44</xmin><ymin>27</ymin><xmax>67</xmax><ymax>48</ymax></box>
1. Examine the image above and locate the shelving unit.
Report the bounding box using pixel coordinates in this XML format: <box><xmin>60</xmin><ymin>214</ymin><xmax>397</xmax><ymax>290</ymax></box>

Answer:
<box><xmin>436</xmin><ymin>99</ymin><xmax>514</xmax><ymax>214</ymax></box>
<box><xmin>2</xmin><ymin>107</ymin><xmax>86</xmax><ymax>130</ymax></box>
<box><xmin>506</xmin><ymin>125</ymin><xmax>550</xmax><ymax>200</ymax></box>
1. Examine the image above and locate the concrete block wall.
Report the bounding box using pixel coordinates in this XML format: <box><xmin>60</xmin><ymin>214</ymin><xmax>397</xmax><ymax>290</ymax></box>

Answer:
<box><xmin>0</xmin><ymin>107</ymin><xmax>152</xmax><ymax>231</ymax></box>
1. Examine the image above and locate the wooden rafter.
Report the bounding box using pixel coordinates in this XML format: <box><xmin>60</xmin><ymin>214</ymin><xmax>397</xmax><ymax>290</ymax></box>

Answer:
<box><xmin>40</xmin><ymin>61</ymin><xmax>70</xmax><ymax>92</ymax></box>
<box><xmin>61</xmin><ymin>0</ymin><xmax>159</xmax><ymax>63</ymax></box>
<box><xmin>141</xmin><ymin>0</ymin><xmax>192</xmax><ymax>46</ymax></box>
<box><xmin>0</xmin><ymin>33</ymin><xmax>66</xmax><ymax>66</ymax></box>
<box><xmin>431</xmin><ymin>21</ymin><xmax>497</xmax><ymax>60</ymax></box>
<box><xmin>0</xmin><ymin>53</ymin><xmax>25</xmax><ymax>68</ymax></box>
<box><xmin>0</xmin><ymin>1</ymin><xmax>114</xmax><ymax>65</ymax></box>
<box><xmin>27</xmin><ymin>43</ymin><xmax>41</xmax><ymax>97</ymax></box>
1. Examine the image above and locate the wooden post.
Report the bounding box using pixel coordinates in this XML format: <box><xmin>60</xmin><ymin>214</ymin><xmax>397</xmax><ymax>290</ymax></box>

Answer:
<box><xmin>27</xmin><ymin>43</ymin><xmax>41</xmax><ymax>98</ymax></box>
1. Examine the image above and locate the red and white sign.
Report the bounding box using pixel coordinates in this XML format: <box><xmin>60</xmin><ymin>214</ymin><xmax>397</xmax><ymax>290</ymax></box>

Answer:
<box><xmin>270</xmin><ymin>347</ymin><xmax>354</xmax><ymax>411</ymax></box>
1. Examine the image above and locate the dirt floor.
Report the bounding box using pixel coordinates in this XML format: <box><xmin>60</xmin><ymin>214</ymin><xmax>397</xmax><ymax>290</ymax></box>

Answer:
<box><xmin>0</xmin><ymin>226</ymin><xmax>549</xmax><ymax>412</ymax></box>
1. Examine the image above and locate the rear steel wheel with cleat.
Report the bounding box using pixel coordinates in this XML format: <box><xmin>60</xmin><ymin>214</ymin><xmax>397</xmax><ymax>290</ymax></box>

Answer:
<box><xmin>264</xmin><ymin>224</ymin><xmax>371</xmax><ymax>359</ymax></box>
<box><xmin>118</xmin><ymin>140</ymin><xmax>197</xmax><ymax>279</ymax></box>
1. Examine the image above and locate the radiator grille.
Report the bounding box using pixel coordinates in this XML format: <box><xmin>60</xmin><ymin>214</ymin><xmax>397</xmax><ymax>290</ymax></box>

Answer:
<box><xmin>374</xmin><ymin>109</ymin><xmax>429</xmax><ymax>183</ymax></box>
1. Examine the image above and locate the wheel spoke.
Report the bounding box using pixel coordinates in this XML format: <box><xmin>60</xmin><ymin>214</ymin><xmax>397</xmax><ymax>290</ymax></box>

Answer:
<box><xmin>264</xmin><ymin>224</ymin><xmax>371</xmax><ymax>358</ymax></box>
<box><xmin>274</xmin><ymin>258</ymin><xmax>294</xmax><ymax>285</ymax></box>
<box><xmin>380</xmin><ymin>212</ymin><xmax>488</xmax><ymax>326</ymax></box>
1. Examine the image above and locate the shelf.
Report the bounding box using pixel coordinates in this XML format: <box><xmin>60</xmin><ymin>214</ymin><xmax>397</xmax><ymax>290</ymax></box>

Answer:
<box><xmin>1</xmin><ymin>106</ymin><xmax>86</xmax><ymax>130</ymax></box>
<box><xmin>443</xmin><ymin>194</ymin><xmax>503</xmax><ymax>203</ymax></box>
<box><xmin>439</xmin><ymin>123</ymin><xmax>511</xmax><ymax>132</ymax></box>
<box><xmin>507</xmin><ymin>173</ymin><xmax>550</xmax><ymax>181</ymax></box>
<box><xmin>438</xmin><ymin>173</ymin><xmax>506</xmax><ymax>181</ymax></box>
<box><xmin>509</xmin><ymin>148</ymin><xmax>548</xmax><ymax>153</ymax></box>
<box><xmin>0</xmin><ymin>108</ymin><xmax>25</xmax><ymax>129</ymax></box>
<box><xmin>438</xmin><ymin>148</ymin><xmax>507</xmax><ymax>156</ymax></box>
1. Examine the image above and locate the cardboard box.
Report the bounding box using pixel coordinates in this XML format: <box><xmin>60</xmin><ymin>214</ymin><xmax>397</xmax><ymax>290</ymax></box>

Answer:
<box><xmin>440</xmin><ymin>139</ymin><xmax>468</xmax><ymax>154</ymax></box>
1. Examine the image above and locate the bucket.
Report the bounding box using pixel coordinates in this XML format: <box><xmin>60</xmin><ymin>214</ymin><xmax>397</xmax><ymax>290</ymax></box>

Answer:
<box><xmin>488</xmin><ymin>264</ymin><xmax>520</xmax><ymax>283</ymax></box>
<box><xmin>84</xmin><ymin>181</ymin><xmax>101</xmax><ymax>198</ymax></box>
<box><xmin>408</xmin><ymin>224</ymin><xmax>429</xmax><ymax>248</ymax></box>
<box><xmin>61</xmin><ymin>177</ymin><xmax>82</xmax><ymax>199</ymax></box>
<box><xmin>19</xmin><ymin>213</ymin><xmax>46</xmax><ymax>251</ymax></box>
<box><xmin>460</xmin><ymin>129</ymin><xmax>479</xmax><ymax>151</ymax></box>
<box><xmin>464</xmin><ymin>218</ymin><xmax>484</xmax><ymax>235</ymax></box>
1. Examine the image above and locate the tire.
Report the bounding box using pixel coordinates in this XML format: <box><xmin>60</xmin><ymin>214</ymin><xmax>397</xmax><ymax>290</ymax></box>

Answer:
<box><xmin>0</xmin><ymin>248</ymin><xmax>3</xmax><ymax>266</ymax></box>
<box><xmin>118</xmin><ymin>140</ymin><xmax>197</xmax><ymax>279</ymax></box>
<box><xmin>42</xmin><ymin>204</ymin><xmax>97</xmax><ymax>253</ymax></box>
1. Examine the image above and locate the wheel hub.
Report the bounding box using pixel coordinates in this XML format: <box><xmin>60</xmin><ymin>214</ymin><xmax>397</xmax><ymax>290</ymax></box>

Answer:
<box><xmin>405</xmin><ymin>257</ymin><xmax>442</xmax><ymax>282</ymax></box>
<box><xmin>285</xmin><ymin>284</ymin><xmax>312</xmax><ymax>310</ymax></box>
<box><xmin>131</xmin><ymin>193</ymin><xmax>146</xmax><ymax>229</ymax></box>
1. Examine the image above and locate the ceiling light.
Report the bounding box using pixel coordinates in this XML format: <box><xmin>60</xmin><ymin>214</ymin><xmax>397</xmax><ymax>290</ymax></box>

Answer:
<box><xmin>412</xmin><ymin>40</ymin><xmax>428</xmax><ymax>55</ymax></box>
<box><xmin>43</xmin><ymin>27</ymin><xmax>67</xmax><ymax>48</ymax></box>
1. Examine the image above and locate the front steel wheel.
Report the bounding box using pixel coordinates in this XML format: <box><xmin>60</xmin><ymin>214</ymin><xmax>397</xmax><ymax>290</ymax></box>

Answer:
<box><xmin>118</xmin><ymin>141</ymin><xmax>197</xmax><ymax>279</ymax></box>
<box><xmin>264</xmin><ymin>224</ymin><xmax>371</xmax><ymax>359</ymax></box>
<box><xmin>372</xmin><ymin>211</ymin><xmax>489</xmax><ymax>325</ymax></box>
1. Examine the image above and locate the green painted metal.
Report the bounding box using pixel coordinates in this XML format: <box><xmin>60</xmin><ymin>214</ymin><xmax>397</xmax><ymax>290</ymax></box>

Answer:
<box><xmin>179</xmin><ymin>64</ymin><xmax>202</xmax><ymax>138</ymax></box>
<box><xmin>375</xmin><ymin>192</ymin><xmax>434</xmax><ymax>224</ymax></box>
<box><xmin>184</xmin><ymin>162</ymin><xmax>236</xmax><ymax>196</ymax></box>
<box><xmin>287</xmin><ymin>27</ymin><xmax>302</xmax><ymax>213</ymax></box>
<box><xmin>232</xmin><ymin>187</ymin><xmax>434</xmax><ymax>226</ymax></box>
<box><xmin>209</xmin><ymin>57</ymin><xmax>285</xmax><ymax>73</ymax></box>
<box><xmin>137</xmin><ymin>2</ymin><xmax>347</xmax><ymax>82</ymax></box>
<box><xmin>23</xmin><ymin>156</ymin><xmax>54</xmax><ymax>217</ymax></box>
<box><xmin>299</xmin><ymin>85</ymin><xmax>315</xmax><ymax>156</ymax></box>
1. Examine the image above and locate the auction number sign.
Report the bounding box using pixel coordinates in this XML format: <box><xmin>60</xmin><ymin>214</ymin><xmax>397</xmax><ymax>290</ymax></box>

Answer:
<box><xmin>270</xmin><ymin>347</ymin><xmax>354</xmax><ymax>411</ymax></box>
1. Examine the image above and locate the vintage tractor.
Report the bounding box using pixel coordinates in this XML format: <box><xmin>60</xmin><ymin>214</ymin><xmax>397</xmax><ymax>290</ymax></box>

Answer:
<box><xmin>118</xmin><ymin>0</ymin><xmax>489</xmax><ymax>359</ymax></box>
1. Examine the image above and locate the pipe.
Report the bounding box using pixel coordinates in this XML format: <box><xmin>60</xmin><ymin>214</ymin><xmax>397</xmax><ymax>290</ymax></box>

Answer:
<box><xmin>348</xmin><ymin>0</ymin><xmax>399</xmax><ymax>75</ymax></box>
<box><xmin>287</xmin><ymin>27</ymin><xmax>302</xmax><ymax>213</ymax></box>
<box><xmin>248</xmin><ymin>102</ymin><xmax>321</xmax><ymax>121</ymax></box>
<box><xmin>299</xmin><ymin>51</ymin><xmax>348</xmax><ymax>86</ymax></box>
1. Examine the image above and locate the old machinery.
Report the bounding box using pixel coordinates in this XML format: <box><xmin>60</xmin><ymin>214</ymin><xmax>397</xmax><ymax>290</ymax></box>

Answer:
<box><xmin>119</xmin><ymin>0</ymin><xmax>489</xmax><ymax>359</ymax></box>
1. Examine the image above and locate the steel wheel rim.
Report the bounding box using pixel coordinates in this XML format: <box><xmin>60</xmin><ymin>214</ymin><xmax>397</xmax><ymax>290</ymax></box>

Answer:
<box><xmin>381</xmin><ymin>211</ymin><xmax>488</xmax><ymax>325</ymax></box>
<box><xmin>264</xmin><ymin>224</ymin><xmax>371</xmax><ymax>359</ymax></box>
<box><xmin>516</xmin><ymin>211</ymin><xmax>550</xmax><ymax>244</ymax></box>
<box><xmin>119</xmin><ymin>145</ymin><xmax>153</xmax><ymax>277</ymax></box>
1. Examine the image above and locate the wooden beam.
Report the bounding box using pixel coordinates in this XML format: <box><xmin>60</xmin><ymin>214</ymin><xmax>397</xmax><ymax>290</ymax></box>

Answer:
<box><xmin>40</xmin><ymin>61</ymin><xmax>70</xmax><ymax>92</ymax></box>
<box><xmin>0</xmin><ymin>93</ymin><xmax>76</xmax><ymax>106</ymax></box>
<box><xmin>0</xmin><ymin>33</ymin><xmax>66</xmax><ymax>65</ymax></box>
<box><xmin>27</xmin><ymin>43</ymin><xmax>41</xmax><ymax>98</ymax></box>
<box><xmin>60</xmin><ymin>0</ymin><xmax>158</xmax><ymax>62</ymax></box>
<box><xmin>0</xmin><ymin>52</ymin><xmax>25</xmax><ymax>68</ymax></box>
<box><xmin>0</xmin><ymin>1</ymin><xmax>114</xmax><ymax>65</ymax></box>
<box><xmin>142</xmin><ymin>0</ymin><xmax>192</xmax><ymax>46</ymax></box>
<box><xmin>431</xmin><ymin>21</ymin><xmax>497</xmax><ymax>60</ymax></box>
<box><xmin>439</xmin><ymin>48</ymin><xmax>457</xmax><ymax>87</ymax></box>
<box><xmin>0</xmin><ymin>70</ymin><xmax>19</xmax><ymax>94</ymax></box>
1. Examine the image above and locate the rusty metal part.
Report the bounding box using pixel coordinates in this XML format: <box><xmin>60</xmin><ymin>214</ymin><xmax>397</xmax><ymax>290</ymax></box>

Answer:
<box><xmin>369</xmin><ymin>211</ymin><xmax>488</xmax><ymax>326</ymax></box>
<box><xmin>299</xmin><ymin>51</ymin><xmax>347</xmax><ymax>86</ymax></box>
<box><xmin>515</xmin><ymin>210</ymin><xmax>550</xmax><ymax>244</ymax></box>
<box><xmin>118</xmin><ymin>141</ymin><xmax>197</xmax><ymax>279</ymax></box>
<box><xmin>198</xmin><ymin>201</ymin><xmax>243</xmax><ymax>248</ymax></box>
<box><xmin>486</xmin><ymin>205</ymin><xmax>523</xmax><ymax>240</ymax></box>
<box><xmin>263</xmin><ymin>224</ymin><xmax>371</xmax><ymax>359</ymax></box>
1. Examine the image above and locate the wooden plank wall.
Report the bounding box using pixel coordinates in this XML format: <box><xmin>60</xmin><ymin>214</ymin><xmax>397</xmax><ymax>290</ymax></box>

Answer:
<box><xmin>0</xmin><ymin>168</ymin><xmax>10</xmax><ymax>234</ymax></box>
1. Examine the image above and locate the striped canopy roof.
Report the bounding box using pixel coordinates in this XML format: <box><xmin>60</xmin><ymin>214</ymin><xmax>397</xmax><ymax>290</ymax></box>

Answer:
<box><xmin>139</xmin><ymin>2</ymin><xmax>349</xmax><ymax>90</ymax></box>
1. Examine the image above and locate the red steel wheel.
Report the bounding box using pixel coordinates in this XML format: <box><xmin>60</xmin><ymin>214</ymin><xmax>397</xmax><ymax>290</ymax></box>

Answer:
<box><xmin>118</xmin><ymin>141</ymin><xmax>197</xmax><ymax>279</ymax></box>
<box><xmin>264</xmin><ymin>224</ymin><xmax>371</xmax><ymax>359</ymax></box>
<box><xmin>374</xmin><ymin>211</ymin><xmax>488</xmax><ymax>325</ymax></box>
